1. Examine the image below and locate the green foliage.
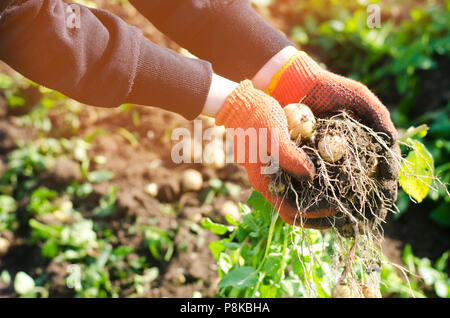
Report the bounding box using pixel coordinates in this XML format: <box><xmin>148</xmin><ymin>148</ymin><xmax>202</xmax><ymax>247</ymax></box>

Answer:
<box><xmin>395</xmin><ymin>120</ymin><xmax>450</xmax><ymax>225</ymax></box>
<box><xmin>289</xmin><ymin>0</ymin><xmax>450</xmax><ymax>114</ymax></box>
<box><xmin>14</xmin><ymin>271</ymin><xmax>48</xmax><ymax>298</ymax></box>
<box><xmin>201</xmin><ymin>217</ymin><xmax>235</xmax><ymax>235</ymax></box>
<box><xmin>92</xmin><ymin>185</ymin><xmax>118</xmax><ymax>217</ymax></box>
<box><xmin>143</xmin><ymin>227</ymin><xmax>175</xmax><ymax>262</ymax></box>
<box><xmin>87</xmin><ymin>170</ymin><xmax>115</xmax><ymax>184</ymax></box>
<box><xmin>402</xmin><ymin>245</ymin><xmax>450</xmax><ymax>298</ymax></box>
<box><xmin>200</xmin><ymin>178</ymin><xmax>242</xmax><ymax>205</ymax></box>
<box><xmin>117</xmin><ymin>128</ymin><xmax>139</xmax><ymax>147</ymax></box>
<box><xmin>0</xmin><ymin>132</ymin><xmax>164</xmax><ymax>298</ymax></box>
<box><xmin>206</xmin><ymin>191</ymin><xmax>449</xmax><ymax>298</ymax></box>
<box><xmin>0</xmin><ymin>195</ymin><xmax>17</xmax><ymax>231</ymax></box>
<box><xmin>205</xmin><ymin>191</ymin><xmax>338</xmax><ymax>298</ymax></box>
<box><xmin>424</xmin><ymin>106</ymin><xmax>450</xmax><ymax>226</ymax></box>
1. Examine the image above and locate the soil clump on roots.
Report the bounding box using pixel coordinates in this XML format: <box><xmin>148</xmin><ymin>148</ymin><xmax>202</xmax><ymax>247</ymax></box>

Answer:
<box><xmin>270</xmin><ymin>109</ymin><xmax>401</xmax><ymax>296</ymax></box>
<box><xmin>284</xmin><ymin>112</ymin><xmax>397</xmax><ymax>234</ymax></box>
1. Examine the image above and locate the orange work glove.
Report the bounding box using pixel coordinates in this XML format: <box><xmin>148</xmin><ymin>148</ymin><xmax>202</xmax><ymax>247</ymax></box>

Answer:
<box><xmin>267</xmin><ymin>51</ymin><xmax>396</xmax><ymax>140</ymax></box>
<box><xmin>267</xmin><ymin>51</ymin><xmax>400</xmax><ymax>200</ymax></box>
<box><xmin>215</xmin><ymin>80</ymin><xmax>335</xmax><ymax>227</ymax></box>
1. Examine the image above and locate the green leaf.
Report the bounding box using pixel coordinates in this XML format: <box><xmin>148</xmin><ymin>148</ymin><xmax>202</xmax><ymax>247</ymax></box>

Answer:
<box><xmin>29</xmin><ymin>219</ymin><xmax>62</xmax><ymax>239</ymax></box>
<box><xmin>200</xmin><ymin>188</ymin><xmax>215</xmax><ymax>205</ymax></box>
<box><xmin>14</xmin><ymin>272</ymin><xmax>35</xmax><ymax>296</ymax></box>
<box><xmin>117</xmin><ymin>128</ymin><xmax>139</xmax><ymax>147</ymax></box>
<box><xmin>225</xmin><ymin>213</ymin><xmax>239</xmax><ymax>226</ymax></box>
<box><xmin>291</xmin><ymin>26</ymin><xmax>309</xmax><ymax>45</ymax></box>
<box><xmin>92</xmin><ymin>185</ymin><xmax>117</xmax><ymax>217</ymax></box>
<box><xmin>399</xmin><ymin>139</ymin><xmax>434</xmax><ymax>203</ymax></box>
<box><xmin>41</xmin><ymin>240</ymin><xmax>59</xmax><ymax>259</ymax></box>
<box><xmin>218</xmin><ymin>266</ymin><xmax>257</xmax><ymax>289</ymax></box>
<box><xmin>434</xmin><ymin>251</ymin><xmax>449</xmax><ymax>273</ymax></box>
<box><xmin>434</xmin><ymin>280</ymin><xmax>448</xmax><ymax>298</ymax></box>
<box><xmin>246</xmin><ymin>191</ymin><xmax>269</xmax><ymax>212</ymax></box>
<box><xmin>208</xmin><ymin>178</ymin><xmax>223</xmax><ymax>190</ymax></box>
<box><xmin>201</xmin><ymin>217</ymin><xmax>234</xmax><ymax>235</ymax></box>
<box><xmin>209</xmin><ymin>241</ymin><xmax>226</xmax><ymax>260</ymax></box>
<box><xmin>262</xmin><ymin>252</ymin><xmax>283</xmax><ymax>277</ymax></box>
<box><xmin>92</xmin><ymin>205</ymin><xmax>116</xmax><ymax>218</ymax></box>
<box><xmin>0</xmin><ymin>195</ymin><xmax>16</xmax><ymax>213</ymax></box>
<box><xmin>259</xmin><ymin>283</ymin><xmax>281</xmax><ymax>298</ymax></box>
<box><xmin>113</xmin><ymin>245</ymin><xmax>134</xmax><ymax>257</ymax></box>
<box><xmin>87</xmin><ymin>170</ymin><xmax>114</xmax><ymax>183</ymax></box>
<box><xmin>217</xmin><ymin>253</ymin><xmax>232</xmax><ymax>275</ymax></box>
<box><xmin>402</xmin><ymin>244</ymin><xmax>415</xmax><ymax>273</ymax></box>
<box><xmin>281</xmin><ymin>277</ymin><xmax>303</xmax><ymax>297</ymax></box>
<box><xmin>144</xmin><ymin>227</ymin><xmax>174</xmax><ymax>262</ymax></box>
<box><xmin>7</xmin><ymin>95</ymin><xmax>26</xmax><ymax>107</ymax></box>
<box><xmin>417</xmin><ymin>259</ymin><xmax>439</xmax><ymax>285</ymax></box>
<box><xmin>399</xmin><ymin>125</ymin><xmax>429</xmax><ymax>141</ymax></box>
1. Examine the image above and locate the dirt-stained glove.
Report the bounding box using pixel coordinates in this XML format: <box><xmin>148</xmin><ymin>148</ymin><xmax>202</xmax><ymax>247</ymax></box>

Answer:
<box><xmin>215</xmin><ymin>80</ymin><xmax>335</xmax><ymax>227</ymax></box>
<box><xmin>266</xmin><ymin>50</ymin><xmax>401</xmax><ymax>226</ymax></box>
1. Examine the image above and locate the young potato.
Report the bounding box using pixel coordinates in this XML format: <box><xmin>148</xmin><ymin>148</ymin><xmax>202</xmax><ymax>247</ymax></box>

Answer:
<box><xmin>318</xmin><ymin>134</ymin><xmax>346</xmax><ymax>163</ymax></box>
<box><xmin>283</xmin><ymin>103</ymin><xmax>316</xmax><ymax>141</ymax></box>
<box><xmin>145</xmin><ymin>182</ymin><xmax>159</xmax><ymax>197</ymax></box>
<box><xmin>181</xmin><ymin>169</ymin><xmax>203</xmax><ymax>192</ymax></box>
<box><xmin>362</xmin><ymin>284</ymin><xmax>382</xmax><ymax>298</ymax></box>
<box><xmin>202</xmin><ymin>141</ymin><xmax>226</xmax><ymax>169</ymax></box>
<box><xmin>332</xmin><ymin>282</ymin><xmax>362</xmax><ymax>298</ymax></box>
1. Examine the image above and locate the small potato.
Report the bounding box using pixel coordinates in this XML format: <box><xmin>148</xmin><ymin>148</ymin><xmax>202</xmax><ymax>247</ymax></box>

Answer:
<box><xmin>332</xmin><ymin>283</ymin><xmax>362</xmax><ymax>298</ymax></box>
<box><xmin>145</xmin><ymin>182</ymin><xmax>159</xmax><ymax>197</ymax></box>
<box><xmin>202</xmin><ymin>142</ymin><xmax>226</xmax><ymax>169</ymax></box>
<box><xmin>318</xmin><ymin>134</ymin><xmax>346</xmax><ymax>163</ymax></box>
<box><xmin>181</xmin><ymin>169</ymin><xmax>204</xmax><ymax>192</ymax></box>
<box><xmin>362</xmin><ymin>285</ymin><xmax>382</xmax><ymax>298</ymax></box>
<box><xmin>0</xmin><ymin>237</ymin><xmax>10</xmax><ymax>257</ymax></box>
<box><xmin>181</xmin><ymin>139</ymin><xmax>202</xmax><ymax>163</ymax></box>
<box><xmin>284</xmin><ymin>103</ymin><xmax>316</xmax><ymax>140</ymax></box>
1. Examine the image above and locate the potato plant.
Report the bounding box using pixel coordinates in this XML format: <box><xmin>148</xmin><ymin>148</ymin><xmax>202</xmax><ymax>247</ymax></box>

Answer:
<box><xmin>204</xmin><ymin>121</ymin><xmax>447</xmax><ymax>298</ymax></box>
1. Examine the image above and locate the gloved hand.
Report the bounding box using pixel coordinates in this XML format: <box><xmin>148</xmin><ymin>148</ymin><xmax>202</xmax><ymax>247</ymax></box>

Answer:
<box><xmin>266</xmin><ymin>50</ymin><xmax>401</xmax><ymax>226</ymax></box>
<box><xmin>215</xmin><ymin>80</ymin><xmax>335</xmax><ymax>227</ymax></box>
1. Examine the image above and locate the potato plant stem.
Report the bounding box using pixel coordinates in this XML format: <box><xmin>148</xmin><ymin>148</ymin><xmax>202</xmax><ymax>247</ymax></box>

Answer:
<box><xmin>251</xmin><ymin>212</ymin><xmax>279</xmax><ymax>297</ymax></box>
